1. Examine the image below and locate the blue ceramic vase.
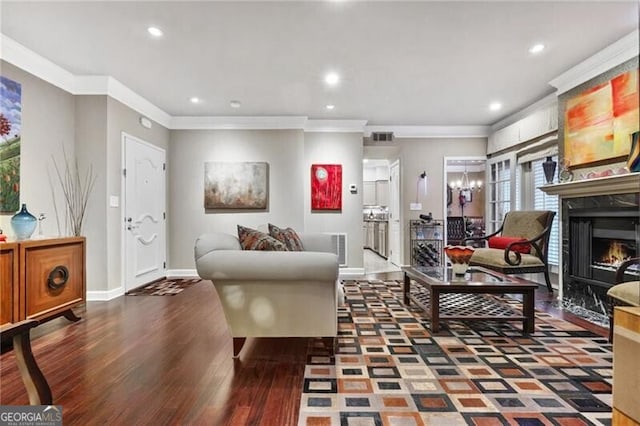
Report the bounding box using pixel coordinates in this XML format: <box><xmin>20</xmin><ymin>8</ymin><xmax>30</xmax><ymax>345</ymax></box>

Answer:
<box><xmin>11</xmin><ymin>203</ymin><xmax>37</xmax><ymax>240</ymax></box>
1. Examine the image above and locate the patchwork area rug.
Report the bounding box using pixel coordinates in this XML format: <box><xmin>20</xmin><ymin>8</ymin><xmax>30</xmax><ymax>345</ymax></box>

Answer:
<box><xmin>125</xmin><ymin>278</ymin><xmax>201</xmax><ymax>296</ymax></box>
<box><xmin>298</xmin><ymin>279</ymin><xmax>613</xmax><ymax>426</ymax></box>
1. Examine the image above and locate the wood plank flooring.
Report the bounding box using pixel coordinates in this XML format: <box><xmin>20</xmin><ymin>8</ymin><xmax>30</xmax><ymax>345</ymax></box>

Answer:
<box><xmin>0</xmin><ymin>272</ymin><xmax>607</xmax><ymax>425</ymax></box>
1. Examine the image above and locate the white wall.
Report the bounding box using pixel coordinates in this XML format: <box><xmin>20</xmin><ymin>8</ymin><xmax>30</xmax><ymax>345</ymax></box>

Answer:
<box><xmin>304</xmin><ymin>132</ymin><xmax>364</xmax><ymax>269</ymax></box>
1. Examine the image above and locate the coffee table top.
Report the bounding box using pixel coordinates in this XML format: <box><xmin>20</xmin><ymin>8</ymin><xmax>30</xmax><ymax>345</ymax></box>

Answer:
<box><xmin>402</xmin><ymin>265</ymin><xmax>537</xmax><ymax>290</ymax></box>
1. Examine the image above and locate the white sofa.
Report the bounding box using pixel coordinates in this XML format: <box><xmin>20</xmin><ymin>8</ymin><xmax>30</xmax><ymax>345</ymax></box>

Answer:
<box><xmin>194</xmin><ymin>231</ymin><xmax>340</xmax><ymax>357</ymax></box>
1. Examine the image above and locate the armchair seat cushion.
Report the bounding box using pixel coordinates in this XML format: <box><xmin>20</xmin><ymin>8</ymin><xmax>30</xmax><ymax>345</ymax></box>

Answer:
<box><xmin>607</xmin><ymin>281</ymin><xmax>640</xmax><ymax>306</ymax></box>
<box><xmin>470</xmin><ymin>248</ymin><xmax>545</xmax><ymax>268</ymax></box>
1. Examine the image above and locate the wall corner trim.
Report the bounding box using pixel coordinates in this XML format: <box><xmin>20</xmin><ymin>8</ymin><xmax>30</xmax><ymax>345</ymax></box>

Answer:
<box><xmin>339</xmin><ymin>268</ymin><xmax>366</xmax><ymax>278</ymax></box>
<box><xmin>87</xmin><ymin>286</ymin><xmax>125</xmax><ymax>301</ymax></box>
<box><xmin>170</xmin><ymin>116</ymin><xmax>309</xmax><ymax>130</ymax></box>
<box><xmin>166</xmin><ymin>269</ymin><xmax>199</xmax><ymax>278</ymax></box>
<box><xmin>549</xmin><ymin>29</ymin><xmax>639</xmax><ymax>95</ymax></box>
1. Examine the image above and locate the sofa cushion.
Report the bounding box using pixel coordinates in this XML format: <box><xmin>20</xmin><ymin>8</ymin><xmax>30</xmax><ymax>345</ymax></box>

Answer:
<box><xmin>488</xmin><ymin>236</ymin><xmax>531</xmax><ymax>254</ymax></box>
<box><xmin>268</xmin><ymin>223</ymin><xmax>305</xmax><ymax>251</ymax></box>
<box><xmin>470</xmin><ymin>248</ymin><xmax>544</xmax><ymax>268</ymax></box>
<box><xmin>237</xmin><ymin>225</ymin><xmax>287</xmax><ymax>251</ymax></box>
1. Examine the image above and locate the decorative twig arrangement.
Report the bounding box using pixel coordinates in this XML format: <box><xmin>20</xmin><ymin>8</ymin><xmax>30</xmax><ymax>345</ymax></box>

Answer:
<box><xmin>49</xmin><ymin>147</ymin><xmax>96</xmax><ymax>237</ymax></box>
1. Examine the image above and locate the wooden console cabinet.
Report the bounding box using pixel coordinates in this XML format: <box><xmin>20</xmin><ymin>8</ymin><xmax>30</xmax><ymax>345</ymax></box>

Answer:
<box><xmin>1</xmin><ymin>237</ymin><xmax>85</xmax><ymax>327</ymax></box>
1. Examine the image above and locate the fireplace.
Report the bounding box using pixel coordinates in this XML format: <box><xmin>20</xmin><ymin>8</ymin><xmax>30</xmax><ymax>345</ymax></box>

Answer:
<box><xmin>568</xmin><ymin>207</ymin><xmax>639</xmax><ymax>288</ymax></box>
<box><xmin>561</xmin><ymin>193</ymin><xmax>640</xmax><ymax>317</ymax></box>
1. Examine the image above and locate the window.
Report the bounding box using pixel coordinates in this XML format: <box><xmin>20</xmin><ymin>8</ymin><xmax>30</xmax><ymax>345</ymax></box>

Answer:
<box><xmin>487</xmin><ymin>154</ymin><xmax>514</xmax><ymax>234</ymax></box>
<box><xmin>532</xmin><ymin>156</ymin><xmax>559</xmax><ymax>266</ymax></box>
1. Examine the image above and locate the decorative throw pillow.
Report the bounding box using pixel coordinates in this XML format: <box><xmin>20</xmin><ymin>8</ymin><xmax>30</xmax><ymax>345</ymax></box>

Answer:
<box><xmin>488</xmin><ymin>236</ymin><xmax>531</xmax><ymax>254</ymax></box>
<box><xmin>237</xmin><ymin>225</ymin><xmax>288</xmax><ymax>251</ymax></box>
<box><xmin>268</xmin><ymin>223</ymin><xmax>305</xmax><ymax>251</ymax></box>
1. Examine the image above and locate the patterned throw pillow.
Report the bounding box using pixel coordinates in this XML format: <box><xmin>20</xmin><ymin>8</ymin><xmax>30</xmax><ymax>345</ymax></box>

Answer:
<box><xmin>237</xmin><ymin>225</ymin><xmax>288</xmax><ymax>251</ymax></box>
<box><xmin>268</xmin><ymin>223</ymin><xmax>305</xmax><ymax>251</ymax></box>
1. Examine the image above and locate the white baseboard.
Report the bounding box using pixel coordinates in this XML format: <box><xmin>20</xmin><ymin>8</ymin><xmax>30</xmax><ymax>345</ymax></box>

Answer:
<box><xmin>339</xmin><ymin>268</ymin><xmax>366</xmax><ymax>278</ymax></box>
<box><xmin>167</xmin><ymin>269</ymin><xmax>199</xmax><ymax>278</ymax></box>
<box><xmin>87</xmin><ymin>286</ymin><xmax>124</xmax><ymax>301</ymax></box>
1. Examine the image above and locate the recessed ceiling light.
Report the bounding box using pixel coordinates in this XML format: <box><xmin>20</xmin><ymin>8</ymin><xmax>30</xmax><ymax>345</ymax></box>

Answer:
<box><xmin>489</xmin><ymin>102</ymin><xmax>502</xmax><ymax>111</ymax></box>
<box><xmin>529</xmin><ymin>43</ymin><xmax>545</xmax><ymax>54</ymax></box>
<box><xmin>147</xmin><ymin>27</ymin><xmax>163</xmax><ymax>37</ymax></box>
<box><xmin>363</xmin><ymin>159</ymin><xmax>369</xmax><ymax>163</ymax></box>
<box><xmin>324</xmin><ymin>72</ymin><xmax>340</xmax><ymax>86</ymax></box>
<box><xmin>230</xmin><ymin>100</ymin><xmax>241</xmax><ymax>108</ymax></box>
<box><xmin>189</xmin><ymin>97</ymin><xmax>201</xmax><ymax>104</ymax></box>
<box><xmin>326</xmin><ymin>104</ymin><xmax>335</xmax><ymax>110</ymax></box>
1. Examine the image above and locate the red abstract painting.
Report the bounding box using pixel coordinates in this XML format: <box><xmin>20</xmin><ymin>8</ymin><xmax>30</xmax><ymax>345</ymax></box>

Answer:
<box><xmin>311</xmin><ymin>164</ymin><xmax>342</xmax><ymax>210</ymax></box>
<box><xmin>564</xmin><ymin>68</ymin><xmax>639</xmax><ymax>167</ymax></box>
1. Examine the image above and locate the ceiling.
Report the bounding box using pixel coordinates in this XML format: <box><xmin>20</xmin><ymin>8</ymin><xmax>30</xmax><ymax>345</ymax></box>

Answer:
<box><xmin>1</xmin><ymin>1</ymin><xmax>637</xmax><ymax>126</ymax></box>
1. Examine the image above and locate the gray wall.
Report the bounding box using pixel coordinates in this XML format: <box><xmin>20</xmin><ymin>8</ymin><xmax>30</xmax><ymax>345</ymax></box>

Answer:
<box><xmin>365</xmin><ymin>137</ymin><xmax>487</xmax><ymax>264</ymax></box>
<box><xmin>168</xmin><ymin>129</ymin><xmax>306</xmax><ymax>269</ymax></box>
<box><xmin>75</xmin><ymin>96</ymin><xmax>108</xmax><ymax>290</ymax></box>
<box><xmin>303</xmin><ymin>132</ymin><xmax>364</xmax><ymax>268</ymax></box>
<box><xmin>167</xmin><ymin>129</ymin><xmax>364</xmax><ymax>270</ymax></box>
<box><xmin>0</xmin><ymin>61</ymin><xmax>75</xmax><ymax>236</ymax></box>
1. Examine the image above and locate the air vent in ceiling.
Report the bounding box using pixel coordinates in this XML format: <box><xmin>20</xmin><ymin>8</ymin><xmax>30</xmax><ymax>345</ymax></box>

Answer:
<box><xmin>371</xmin><ymin>132</ymin><xmax>394</xmax><ymax>142</ymax></box>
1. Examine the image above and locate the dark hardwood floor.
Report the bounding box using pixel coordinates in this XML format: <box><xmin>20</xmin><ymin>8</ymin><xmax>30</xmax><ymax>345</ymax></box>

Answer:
<box><xmin>0</xmin><ymin>272</ymin><xmax>607</xmax><ymax>425</ymax></box>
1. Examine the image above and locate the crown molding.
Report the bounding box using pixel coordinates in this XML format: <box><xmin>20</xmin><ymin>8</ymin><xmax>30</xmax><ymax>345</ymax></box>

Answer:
<box><xmin>170</xmin><ymin>115</ymin><xmax>309</xmax><ymax>130</ymax></box>
<box><xmin>549</xmin><ymin>30</ymin><xmax>639</xmax><ymax>95</ymax></box>
<box><xmin>490</xmin><ymin>92</ymin><xmax>557</xmax><ymax>132</ymax></box>
<box><xmin>304</xmin><ymin>119</ymin><xmax>368</xmax><ymax>133</ymax></box>
<box><xmin>104</xmin><ymin>77</ymin><xmax>172</xmax><ymax>127</ymax></box>
<box><xmin>364</xmin><ymin>125</ymin><xmax>490</xmax><ymax>138</ymax></box>
<box><xmin>1</xmin><ymin>34</ymin><xmax>172</xmax><ymax>127</ymax></box>
<box><xmin>1</xmin><ymin>33</ymin><xmax>76</xmax><ymax>92</ymax></box>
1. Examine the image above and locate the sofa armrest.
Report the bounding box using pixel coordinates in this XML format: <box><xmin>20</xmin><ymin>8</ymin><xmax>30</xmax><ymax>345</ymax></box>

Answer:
<box><xmin>299</xmin><ymin>232</ymin><xmax>333</xmax><ymax>254</ymax></box>
<box><xmin>196</xmin><ymin>250</ymin><xmax>339</xmax><ymax>282</ymax></box>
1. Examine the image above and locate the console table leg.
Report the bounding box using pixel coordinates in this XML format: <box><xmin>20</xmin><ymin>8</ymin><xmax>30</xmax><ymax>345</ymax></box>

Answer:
<box><xmin>403</xmin><ymin>273</ymin><xmax>410</xmax><ymax>306</ymax></box>
<box><xmin>62</xmin><ymin>309</ymin><xmax>81</xmax><ymax>322</ymax></box>
<box><xmin>13</xmin><ymin>330</ymin><xmax>52</xmax><ymax>405</ymax></box>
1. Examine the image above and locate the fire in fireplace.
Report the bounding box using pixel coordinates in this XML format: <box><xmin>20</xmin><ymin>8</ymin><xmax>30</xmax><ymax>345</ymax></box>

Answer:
<box><xmin>569</xmin><ymin>207</ymin><xmax>639</xmax><ymax>288</ymax></box>
<box><xmin>592</xmin><ymin>238</ymin><xmax>636</xmax><ymax>270</ymax></box>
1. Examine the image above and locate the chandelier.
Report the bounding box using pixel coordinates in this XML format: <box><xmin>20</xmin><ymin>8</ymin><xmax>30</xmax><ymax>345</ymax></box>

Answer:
<box><xmin>449</xmin><ymin>162</ymin><xmax>482</xmax><ymax>191</ymax></box>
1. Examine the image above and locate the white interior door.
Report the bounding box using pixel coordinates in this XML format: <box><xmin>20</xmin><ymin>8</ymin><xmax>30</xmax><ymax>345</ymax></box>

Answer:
<box><xmin>389</xmin><ymin>160</ymin><xmax>401</xmax><ymax>266</ymax></box>
<box><xmin>123</xmin><ymin>133</ymin><xmax>166</xmax><ymax>291</ymax></box>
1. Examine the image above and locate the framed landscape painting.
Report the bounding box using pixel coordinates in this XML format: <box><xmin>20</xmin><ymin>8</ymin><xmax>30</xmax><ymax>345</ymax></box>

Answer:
<box><xmin>311</xmin><ymin>164</ymin><xmax>342</xmax><ymax>211</ymax></box>
<box><xmin>204</xmin><ymin>162</ymin><xmax>268</xmax><ymax>209</ymax></box>
<box><xmin>0</xmin><ymin>76</ymin><xmax>21</xmax><ymax>213</ymax></box>
<box><xmin>563</xmin><ymin>68</ymin><xmax>639</xmax><ymax>167</ymax></box>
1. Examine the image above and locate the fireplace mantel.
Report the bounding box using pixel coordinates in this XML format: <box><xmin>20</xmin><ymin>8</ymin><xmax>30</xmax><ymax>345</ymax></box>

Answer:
<box><xmin>539</xmin><ymin>173</ymin><xmax>640</xmax><ymax>198</ymax></box>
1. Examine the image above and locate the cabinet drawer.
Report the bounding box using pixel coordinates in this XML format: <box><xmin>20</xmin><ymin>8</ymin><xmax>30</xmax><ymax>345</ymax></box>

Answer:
<box><xmin>21</xmin><ymin>239</ymin><xmax>85</xmax><ymax>320</ymax></box>
<box><xmin>0</xmin><ymin>243</ymin><xmax>19</xmax><ymax>327</ymax></box>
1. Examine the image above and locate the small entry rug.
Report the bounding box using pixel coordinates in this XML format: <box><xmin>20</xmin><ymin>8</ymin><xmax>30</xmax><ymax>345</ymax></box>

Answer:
<box><xmin>125</xmin><ymin>278</ymin><xmax>201</xmax><ymax>296</ymax></box>
<box><xmin>298</xmin><ymin>279</ymin><xmax>613</xmax><ymax>426</ymax></box>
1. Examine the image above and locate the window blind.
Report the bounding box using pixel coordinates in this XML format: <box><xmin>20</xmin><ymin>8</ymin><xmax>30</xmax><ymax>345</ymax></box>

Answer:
<box><xmin>532</xmin><ymin>156</ymin><xmax>559</xmax><ymax>266</ymax></box>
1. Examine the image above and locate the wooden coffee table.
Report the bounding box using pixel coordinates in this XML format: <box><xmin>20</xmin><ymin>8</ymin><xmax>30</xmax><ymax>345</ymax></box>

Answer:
<box><xmin>402</xmin><ymin>266</ymin><xmax>537</xmax><ymax>333</ymax></box>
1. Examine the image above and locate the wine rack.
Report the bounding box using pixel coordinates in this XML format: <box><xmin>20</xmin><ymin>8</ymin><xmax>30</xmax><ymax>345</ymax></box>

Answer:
<box><xmin>410</xmin><ymin>220</ymin><xmax>444</xmax><ymax>267</ymax></box>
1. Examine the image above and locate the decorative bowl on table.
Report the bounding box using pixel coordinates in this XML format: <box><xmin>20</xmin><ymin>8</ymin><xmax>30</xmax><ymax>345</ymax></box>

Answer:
<box><xmin>443</xmin><ymin>245</ymin><xmax>475</xmax><ymax>276</ymax></box>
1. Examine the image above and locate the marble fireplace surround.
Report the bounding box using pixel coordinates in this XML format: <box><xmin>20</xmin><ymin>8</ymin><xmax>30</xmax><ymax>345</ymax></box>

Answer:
<box><xmin>541</xmin><ymin>173</ymin><xmax>640</xmax><ymax>320</ymax></box>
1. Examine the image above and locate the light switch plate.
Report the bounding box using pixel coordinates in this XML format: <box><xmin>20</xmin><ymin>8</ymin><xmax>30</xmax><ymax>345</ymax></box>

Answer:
<box><xmin>410</xmin><ymin>203</ymin><xmax>422</xmax><ymax>210</ymax></box>
<box><xmin>110</xmin><ymin>195</ymin><xmax>119</xmax><ymax>207</ymax></box>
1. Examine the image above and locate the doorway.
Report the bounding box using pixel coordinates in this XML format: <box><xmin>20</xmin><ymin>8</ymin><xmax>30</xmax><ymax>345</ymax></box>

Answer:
<box><xmin>122</xmin><ymin>133</ymin><xmax>167</xmax><ymax>292</ymax></box>
<box><xmin>443</xmin><ymin>157</ymin><xmax>486</xmax><ymax>246</ymax></box>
